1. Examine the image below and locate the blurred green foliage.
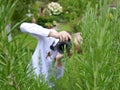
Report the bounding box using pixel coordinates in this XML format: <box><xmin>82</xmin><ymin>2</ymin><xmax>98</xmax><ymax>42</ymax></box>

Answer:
<box><xmin>36</xmin><ymin>16</ymin><xmax>57</xmax><ymax>28</ymax></box>
<box><xmin>0</xmin><ymin>0</ymin><xmax>120</xmax><ymax>90</ymax></box>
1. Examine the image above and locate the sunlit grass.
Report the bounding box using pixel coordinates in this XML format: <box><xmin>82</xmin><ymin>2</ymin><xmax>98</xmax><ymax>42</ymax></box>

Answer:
<box><xmin>0</xmin><ymin>0</ymin><xmax>120</xmax><ymax>90</ymax></box>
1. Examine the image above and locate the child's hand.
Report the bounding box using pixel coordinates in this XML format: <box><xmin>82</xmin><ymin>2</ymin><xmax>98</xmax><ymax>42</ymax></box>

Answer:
<box><xmin>49</xmin><ymin>31</ymin><xmax>71</xmax><ymax>41</ymax></box>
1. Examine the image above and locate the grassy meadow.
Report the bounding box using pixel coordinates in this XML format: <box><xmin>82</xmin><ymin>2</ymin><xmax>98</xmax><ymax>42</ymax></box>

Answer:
<box><xmin>0</xmin><ymin>0</ymin><xmax>120</xmax><ymax>90</ymax></box>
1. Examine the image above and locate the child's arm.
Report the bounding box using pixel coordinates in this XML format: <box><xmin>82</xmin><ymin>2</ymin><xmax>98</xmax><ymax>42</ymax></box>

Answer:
<box><xmin>20</xmin><ymin>22</ymin><xmax>56</xmax><ymax>37</ymax></box>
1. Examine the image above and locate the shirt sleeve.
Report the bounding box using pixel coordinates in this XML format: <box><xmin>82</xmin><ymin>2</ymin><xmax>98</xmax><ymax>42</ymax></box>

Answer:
<box><xmin>20</xmin><ymin>22</ymin><xmax>56</xmax><ymax>37</ymax></box>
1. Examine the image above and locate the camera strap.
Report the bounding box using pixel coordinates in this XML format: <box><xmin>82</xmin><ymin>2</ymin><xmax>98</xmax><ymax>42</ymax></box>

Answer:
<box><xmin>50</xmin><ymin>41</ymin><xmax>56</xmax><ymax>51</ymax></box>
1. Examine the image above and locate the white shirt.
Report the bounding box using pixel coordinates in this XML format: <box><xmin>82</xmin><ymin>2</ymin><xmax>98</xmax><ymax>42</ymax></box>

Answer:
<box><xmin>20</xmin><ymin>23</ymin><xmax>63</xmax><ymax>81</ymax></box>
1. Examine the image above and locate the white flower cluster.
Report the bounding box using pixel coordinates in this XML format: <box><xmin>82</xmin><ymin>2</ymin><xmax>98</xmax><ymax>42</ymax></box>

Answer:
<box><xmin>47</xmin><ymin>2</ymin><xmax>63</xmax><ymax>15</ymax></box>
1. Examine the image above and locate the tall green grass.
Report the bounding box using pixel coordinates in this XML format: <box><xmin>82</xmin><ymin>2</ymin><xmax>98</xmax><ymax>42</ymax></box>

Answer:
<box><xmin>79</xmin><ymin>3</ymin><xmax>120</xmax><ymax>90</ymax></box>
<box><xmin>52</xmin><ymin>1</ymin><xmax>120</xmax><ymax>90</ymax></box>
<box><xmin>0</xmin><ymin>0</ymin><xmax>120</xmax><ymax>90</ymax></box>
<box><xmin>0</xmin><ymin>0</ymin><xmax>48</xmax><ymax>90</ymax></box>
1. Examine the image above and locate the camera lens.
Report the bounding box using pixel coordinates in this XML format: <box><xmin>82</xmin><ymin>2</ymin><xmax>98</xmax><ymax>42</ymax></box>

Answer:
<box><xmin>56</xmin><ymin>41</ymin><xmax>71</xmax><ymax>54</ymax></box>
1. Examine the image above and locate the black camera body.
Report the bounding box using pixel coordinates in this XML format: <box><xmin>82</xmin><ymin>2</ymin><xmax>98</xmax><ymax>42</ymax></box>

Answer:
<box><xmin>50</xmin><ymin>40</ymin><xmax>72</xmax><ymax>54</ymax></box>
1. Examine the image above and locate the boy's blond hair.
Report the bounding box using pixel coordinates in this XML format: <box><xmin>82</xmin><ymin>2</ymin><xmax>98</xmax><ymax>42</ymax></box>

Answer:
<box><xmin>73</xmin><ymin>32</ymin><xmax>83</xmax><ymax>53</ymax></box>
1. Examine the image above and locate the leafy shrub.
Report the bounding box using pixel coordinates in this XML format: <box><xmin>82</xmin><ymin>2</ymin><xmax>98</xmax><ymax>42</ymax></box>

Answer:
<box><xmin>36</xmin><ymin>16</ymin><xmax>58</xmax><ymax>28</ymax></box>
<box><xmin>1</xmin><ymin>0</ymin><xmax>120</xmax><ymax>90</ymax></box>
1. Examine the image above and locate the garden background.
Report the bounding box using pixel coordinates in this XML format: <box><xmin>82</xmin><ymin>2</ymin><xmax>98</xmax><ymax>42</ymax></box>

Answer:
<box><xmin>0</xmin><ymin>0</ymin><xmax>120</xmax><ymax>90</ymax></box>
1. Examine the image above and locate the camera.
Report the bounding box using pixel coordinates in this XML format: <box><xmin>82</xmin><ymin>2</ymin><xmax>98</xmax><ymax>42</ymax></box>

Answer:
<box><xmin>50</xmin><ymin>39</ymin><xmax>72</xmax><ymax>54</ymax></box>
